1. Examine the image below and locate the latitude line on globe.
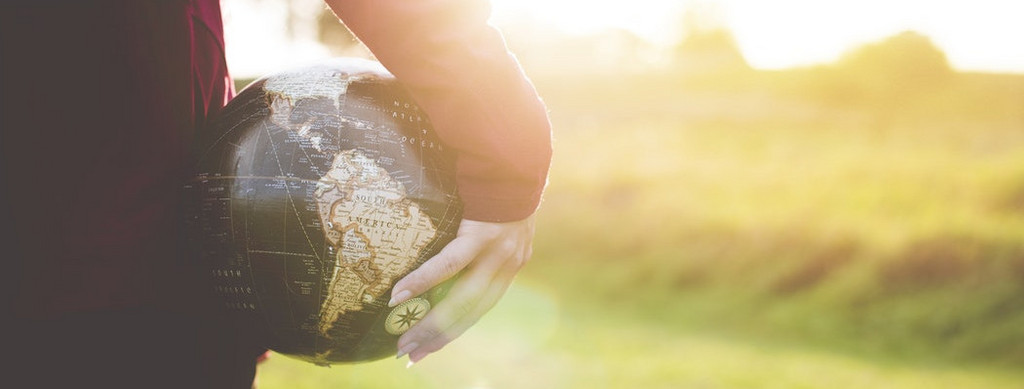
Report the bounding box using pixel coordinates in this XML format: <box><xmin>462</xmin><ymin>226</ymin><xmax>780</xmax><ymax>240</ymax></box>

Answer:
<box><xmin>248</xmin><ymin>250</ymin><xmax>319</xmax><ymax>258</ymax></box>
<box><xmin>189</xmin><ymin>175</ymin><xmax>322</xmax><ymax>183</ymax></box>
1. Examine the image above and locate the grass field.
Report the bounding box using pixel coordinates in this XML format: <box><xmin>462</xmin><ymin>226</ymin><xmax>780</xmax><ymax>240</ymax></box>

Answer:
<box><xmin>248</xmin><ymin>65</ymin><xmax>1024</xmax><ymax>387</ymax></box>
<box><xmin>256</xmin><ymin>284</ymin><xmax>1024</xmax><ymax>389</ymax></box>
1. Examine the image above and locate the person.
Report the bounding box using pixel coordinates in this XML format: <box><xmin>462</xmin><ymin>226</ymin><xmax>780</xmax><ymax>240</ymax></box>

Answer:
<box><xmin>1</xmin><ymin>0</ymin><xmax>551</xmax><ymax>387</ymax></box>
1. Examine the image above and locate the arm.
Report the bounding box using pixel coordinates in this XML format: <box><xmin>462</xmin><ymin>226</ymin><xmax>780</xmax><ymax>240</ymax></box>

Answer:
<box><xmin>325</xmin><ymin>0</ymin><xmax>552</xmax><ymax>222</ymax></box>
<box><xmin>323</xmin><ymin>0</ymin><xmax>553</xmax><ymax>362</ymax></box>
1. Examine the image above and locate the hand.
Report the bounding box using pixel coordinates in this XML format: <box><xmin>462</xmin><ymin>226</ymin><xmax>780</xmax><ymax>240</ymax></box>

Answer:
<box><xmin>390</xmin><ymin>215</ymin><xmax>537</xmax><ymax>363</ymax></box>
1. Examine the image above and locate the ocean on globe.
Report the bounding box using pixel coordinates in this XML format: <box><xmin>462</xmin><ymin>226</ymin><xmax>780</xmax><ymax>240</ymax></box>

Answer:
<box><xmin>186</xmin><ymin>58</ymin><xmax>462</xmax><ymax>365</ymax></box>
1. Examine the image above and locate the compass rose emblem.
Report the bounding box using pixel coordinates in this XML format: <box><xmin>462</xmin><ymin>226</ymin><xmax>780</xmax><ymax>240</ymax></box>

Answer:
<box><xmin>384</xmin><ymin>297</ymin><xmax>431</xmax><ymax>335</ymax></box>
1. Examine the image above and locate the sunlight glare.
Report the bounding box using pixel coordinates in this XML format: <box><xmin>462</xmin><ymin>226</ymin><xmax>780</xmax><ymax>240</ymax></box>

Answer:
<box><xmin>490</xmin><ymin>0</ymin><xmax>685</xmax><ymax>45</ymax></box>
<box><xmin>222</xmin><ymin>0</ymin><xmax>1024</xmax><ymax>77</ymax></box>
<box><xmin>722</xmin><ymin>0</ymin><xmax>1024</xmax><ymax>72</ymax></box>
<box><xmin>489</xmin><ymin>0</ymin><xmax>1024</xmax><ymax>73</ymax></box>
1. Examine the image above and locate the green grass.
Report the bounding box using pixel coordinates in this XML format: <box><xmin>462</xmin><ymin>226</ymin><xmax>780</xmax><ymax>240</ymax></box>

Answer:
<box><xmin>254</xmin><ymin>69</ymin><xmax>1024</xmax><ymax>387</ymax></box>
<box><xmin>257</xmin><ymin>284</ymin><xmax>1024</xmax><ymax>388</ymax></box>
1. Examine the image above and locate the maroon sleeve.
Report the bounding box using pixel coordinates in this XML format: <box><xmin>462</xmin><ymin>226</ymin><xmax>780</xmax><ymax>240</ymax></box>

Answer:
<box><xmin>327</xmin><ymin>0</ymin><xmax>553</xmax><ymax>222</ymax></box>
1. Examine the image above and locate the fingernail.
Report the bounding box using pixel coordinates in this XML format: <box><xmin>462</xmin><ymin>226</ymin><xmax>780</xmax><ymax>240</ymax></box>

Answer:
<box><xmin>396</xmin><ymin>342</ymin><xmax>418</xmax><ymax>359</ymax></box>
<box><xmin>406</xmin><ymin>360</ymin><xmax>415</xmax><ymax>369</ymax></box>
<box><xmin>388</xmin><ymin>290</ymin><xmax>412</xmax><ymax>307</ymax></box>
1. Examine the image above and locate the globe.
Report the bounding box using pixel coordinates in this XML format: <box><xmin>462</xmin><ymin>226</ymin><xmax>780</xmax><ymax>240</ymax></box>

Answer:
<box><xmin>186</xmin><ymin>58</ymin><xmax>462</xmax><ymax>365</ymax></box>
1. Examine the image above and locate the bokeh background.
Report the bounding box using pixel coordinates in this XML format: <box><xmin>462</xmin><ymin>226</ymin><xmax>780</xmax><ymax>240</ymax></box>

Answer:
<box><xmin>221</xmin><ymin>0</ymin><xmax>1024</xmax><ymax>387</ymax></box>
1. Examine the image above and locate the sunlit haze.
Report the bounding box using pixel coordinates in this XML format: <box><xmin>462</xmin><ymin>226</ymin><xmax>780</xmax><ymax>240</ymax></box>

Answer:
<box><xmin>223</xmin><ymin>0</ymin><xmax>1024</xmax><ymax>77</ymax></box>
<box><xmin>492</xmin><ymin>0</ymin><xmax>1024</xmax><ymax>73</ymax></box>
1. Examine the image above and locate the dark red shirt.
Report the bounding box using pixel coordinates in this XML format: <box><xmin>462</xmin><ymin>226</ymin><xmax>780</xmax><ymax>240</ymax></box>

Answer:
<box><xmin>2</xmin><ymin>0</ymin><xmax>232</xmax><ymax>317</ymax></box>
<box><xmin>1</xmin><ymin>0</ymin><xmax>551</xmax><ymax>318</ymax></box>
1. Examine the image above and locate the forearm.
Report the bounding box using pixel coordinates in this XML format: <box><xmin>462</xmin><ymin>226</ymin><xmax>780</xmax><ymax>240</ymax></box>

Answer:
<box><xmin>324</xmin><ymin>0</ymin><xmax>553</xmax><ymax>221</ymax></box>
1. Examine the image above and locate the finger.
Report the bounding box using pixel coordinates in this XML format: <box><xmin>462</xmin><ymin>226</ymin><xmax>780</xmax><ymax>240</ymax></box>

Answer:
<box><xmin>389</xmin><ymin>235</ymin><xmax>486</xmax><ymax>307</ymax></box>
<box><xmin>395</xmin><ymin>250</ymin><xmax>503</xmax><ymax>355</ymax></box>
<box><xmin>408</xmin><ymin>268</ymin><xmax>516</xmax><ymax>362</ymax></box>
<box><xmin>400</xmin><ymin>253</ymin><xmax>522</xmax><ymax>360</ymax></box>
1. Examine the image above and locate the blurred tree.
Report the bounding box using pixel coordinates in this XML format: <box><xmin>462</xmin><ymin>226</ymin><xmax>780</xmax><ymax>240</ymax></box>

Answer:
<box><xmin>672</xmin><ymin>3</ymin><xmax>749</xmax><ymax>76</ymax></box>
<box><xmin>811</xmin><ymin>31</ymin><xmax>954</xmax><ymax>121</ymax></box>
<box><xmin>674</xmin><ymin>29</ymin><xmax>749</xmax><ymax>74</ymax></box>
<box><xmin>835</xmin><ymin>31</ymin><xmax>953</xmax><ymax>102</ymax></box>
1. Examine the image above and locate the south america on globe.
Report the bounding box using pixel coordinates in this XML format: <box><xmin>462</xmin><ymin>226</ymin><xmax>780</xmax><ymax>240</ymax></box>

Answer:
<box><xmin>186</xmin><ymin>58</ymin><xmax>461</xmax><ymax>365</ymax></box>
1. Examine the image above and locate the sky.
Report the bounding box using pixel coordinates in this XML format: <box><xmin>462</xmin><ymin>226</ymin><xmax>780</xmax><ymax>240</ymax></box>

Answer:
<box><xmin>223</xmin><ymin>0</ymin><xmax>1024</xmax><ymax>77</ymax></box>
